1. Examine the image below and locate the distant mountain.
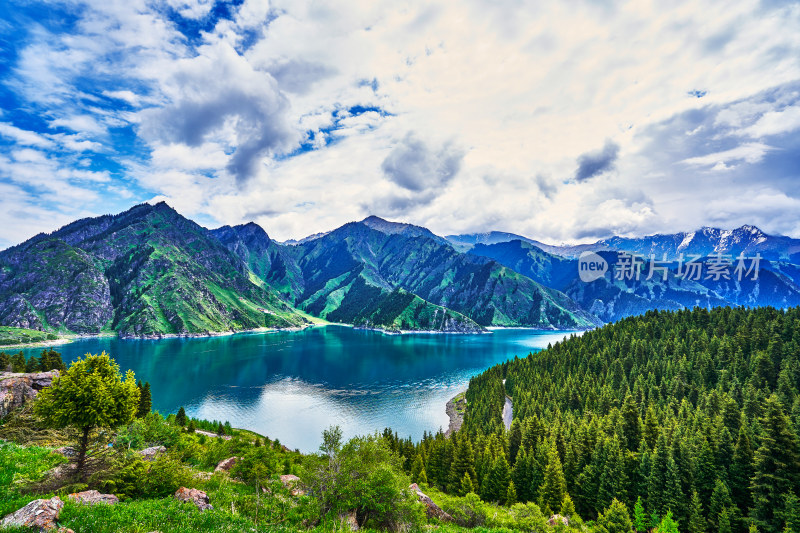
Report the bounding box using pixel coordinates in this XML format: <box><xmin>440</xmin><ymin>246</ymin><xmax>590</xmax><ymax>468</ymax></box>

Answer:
<box><xmin>0</xmin><ymin>203</ymin><xmax>308</xmax><ymax>336</ymax></box>
<box><xmin>470</xmin><ymin>240</ymin><xmax>800</xmax><ymax>323</ymax></box>
<box><xmin>449</xmin><ymin>225</ymin><xmax>800</xmax><ymax>261</ymax></box>
<box><xmin>220</xmin><ymin>217</ymin><xmax>600</xmax><ymax>331</ymax></box>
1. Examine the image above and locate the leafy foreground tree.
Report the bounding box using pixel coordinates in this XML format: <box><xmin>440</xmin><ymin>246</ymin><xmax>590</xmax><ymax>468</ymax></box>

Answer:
<box><xmin>305</xmin><ymin>425</ymin><xmax>424</xmax><ymax>530</ymax></box>
<box><xmin>34</xmin><ymin>352</ymin><xmax>139</xmax><ymax>477</ymax></box>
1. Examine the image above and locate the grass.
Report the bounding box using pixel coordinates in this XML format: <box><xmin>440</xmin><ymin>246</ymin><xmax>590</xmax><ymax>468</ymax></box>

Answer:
<box><xmin>0</xmin><ymin>326</ymin><xmax>60</xmax><ymax>347</ymax></box>
<box><xmin>0</xmin><ymin>441</ymin><xmax>65</xmax><ymax>516</ymax></box>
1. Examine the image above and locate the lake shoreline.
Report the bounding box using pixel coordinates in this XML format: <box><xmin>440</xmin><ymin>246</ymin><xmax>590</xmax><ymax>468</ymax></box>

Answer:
<box><xmin>444</xmin><ymin>391</ymin><xmax>467</xmax><ymax>437</ymax></box>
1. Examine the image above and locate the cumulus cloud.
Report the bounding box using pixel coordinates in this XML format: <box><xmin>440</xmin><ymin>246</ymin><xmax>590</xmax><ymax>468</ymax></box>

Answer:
<box><xmin>139</xmin><ymin>42</ymin><xmax>298</xmax><ymax>184</ymax></box>
<box><xmin>381</xmin><ymin>133</ymin><xmax>464</xmax><ymax>192</ymax></box>
<box><xmin>574</xmin><ymin>141</ymin><xmax>620</xmax><ymax>182</ymax></box>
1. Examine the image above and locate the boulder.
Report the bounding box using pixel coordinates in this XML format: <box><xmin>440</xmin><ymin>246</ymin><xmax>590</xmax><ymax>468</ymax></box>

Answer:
<box><xmin>1</xmin><ymin>496</ymin><xmax>64</xmax><ymax>530</ymax></box>
<box><xmin>280</xmin><ymin>474</ymin><xmax>305</xmax><ymax>496</ymax></box>
<box><xmin>174</xmin><ymin>487</ymin><xmax>213</xmax><ymax>511</ymax></box>
<box><xmin>138</xmin><ymin>445</ymin><xmax>166</xmax><ymax>461</ymax></box>
<box><xmin>548</xmin><ymin>514</ymin><xmax>570</xmax><ymax>527</ymax></box>
<box><xmin>0</xmin><ymin>371</ymin><xmax>58</xmax><ymax>418</ymax></box>
<box><xmin>57</xmin><ymin>528</ymin><xmax>75</xmax><ymax>533</ymax></box>
<box><xmin>214</xmin><ymin>456</ymin><xmax>239</xmax><ymax>472</ymax></box>
<box><xmin>68</xmin><ymin>490</ymin><xmax>119</xmax><ymax>505</ymax></box>
<box><xmin>409</xmin><ymin>483</ymin><xmax>453</xmax><ymax>522</ymax></box>
<box><xmin>54</xmin><ymin>446</ymin><xmax>77</xmax><ymax>458</ymax></box>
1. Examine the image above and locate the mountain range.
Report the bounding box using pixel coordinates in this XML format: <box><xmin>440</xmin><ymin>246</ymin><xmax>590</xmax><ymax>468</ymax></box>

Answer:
<box><xmin>1</xmin><ymin>202</ymin><xmax>798</xmax><ymax>336</ymax></box>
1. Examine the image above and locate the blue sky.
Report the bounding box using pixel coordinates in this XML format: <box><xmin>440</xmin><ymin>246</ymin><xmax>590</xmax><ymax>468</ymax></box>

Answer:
<box><xmin>1</xmin><ymin>0</ymin><xmax>800</xmax><ymax>247</ymax></box>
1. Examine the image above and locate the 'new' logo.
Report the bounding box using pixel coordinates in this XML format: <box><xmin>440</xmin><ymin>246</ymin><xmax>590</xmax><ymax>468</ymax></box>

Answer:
<box><xmin>578</xmin><ymin>251</ymin><xmax>608</xmax><ymax>282</ymax></box>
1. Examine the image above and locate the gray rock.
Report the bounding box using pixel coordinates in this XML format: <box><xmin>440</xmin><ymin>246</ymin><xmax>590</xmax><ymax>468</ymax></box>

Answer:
<box><xmin>137</xmin><ymin>445</ymin><xmax>166</xmax><ymax>461</ymax></box>
<box><xmin>0</xmin><ymin>370</ymin><xmax>58</xmax><ymax>418</ymax></box>
<box><xmin>174</xmin><ymin>487</ymin><xmax>213</xmax><ymax>511</ymax></box>
<box><xmin>409</xmin><ymin>483</ymin><xmax>453</xmax><ymax>522</ymax></box>
<box><xmin>214</xmin><ymin>456</ymin><xmax>239</xmax><ymax>472</ymax></box>
<box><xmin>67</xmin><ymin>490</ymin><xmax>119</xmax><ymax>505</ymax></box>
<box><xmin>1</xmin><ymin>496</ymin><xmax>64</xmax><ymax>530</ymax></box>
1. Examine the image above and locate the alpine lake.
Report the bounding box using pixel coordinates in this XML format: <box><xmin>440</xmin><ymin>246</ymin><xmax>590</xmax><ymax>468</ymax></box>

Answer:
<box><xmin>20</xmin><ymin>326</ymin><xmax>578</xmax><ymax>452</ymax></box>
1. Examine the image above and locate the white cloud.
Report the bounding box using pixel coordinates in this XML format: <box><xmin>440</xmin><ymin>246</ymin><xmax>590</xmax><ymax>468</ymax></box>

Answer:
<box><xmin>682</xmin><ymin>143</ymin><xmax>775</xmax><ymax>168</ymax></box>
<box><xmin>741</xmin><ymin>105</ymin><xmax>800</xmax><ymax>137</ymax></box>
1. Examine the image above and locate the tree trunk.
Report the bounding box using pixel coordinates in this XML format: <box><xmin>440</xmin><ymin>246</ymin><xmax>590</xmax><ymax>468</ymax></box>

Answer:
<box><xmin>76</xmin><ymin>425</ymin><xmax>90</xmax><ymax>478</ymax></box>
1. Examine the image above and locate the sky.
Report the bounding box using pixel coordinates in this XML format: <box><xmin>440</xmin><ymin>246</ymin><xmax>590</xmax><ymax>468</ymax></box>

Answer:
<box><xmin>1</xmin><ymin>0</ymin><xmax>800</xmax><ymax>247</ymax></box>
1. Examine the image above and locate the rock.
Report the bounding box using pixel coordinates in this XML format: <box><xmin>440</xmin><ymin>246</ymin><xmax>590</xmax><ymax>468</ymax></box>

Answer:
<box><xmin>67</xmin><ymin>490</ymin><xmax>119</xmax><ymax>505</ymax></box>
<box><xmin>214</xmin><ymin>456</ymin><xmax>239</xmax><ymax>472</ymax></box>
<box><xmin>1</xmin><ymin>496</ymin><xmax>64</xmax><ymax>530</ymax></box>
<box><xmin>138</xmin><ymin>445</ymin><xmax>166</xmax><ymax>461</ymax></box>
<box><xmin>57</xmin><ymin>528</ymin><xmax>75</xmax><ymax>533</ymax></box>
<box><xmin>280</xmin><ymin>474</ymin><xmax>305</xmax><ymax>496</ymax></box>
<box><xmin>548</xmin><ymin>514</ymin><xmax>569</xmax><ymax>527</ymax></box>
<box><xmin>0</xmin><ymin>370</ymin><xmax>58</xmax><ymax>418</ymax></box>
<box><xmin>409</xmin><ymin>483</ymin><xmax>453</xmax><ymax>522</ymax></box>
<box><xmin>54</xmin><ymin>446</ymin><xmax>77</xmax><ymax>458</ymax></box>
<box><xmin>174</xmin><ymin>487</ymin><xmax>213</xmax><ymax>511</ymax></box>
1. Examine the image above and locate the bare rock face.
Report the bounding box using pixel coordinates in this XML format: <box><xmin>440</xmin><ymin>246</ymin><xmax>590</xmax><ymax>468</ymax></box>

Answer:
<box><xmin>280</xmin><ymin>474</ymin><xmax>305</xmax><ymax>496</ymax></box>
<box><xmin>0</xmin><ymin>370</ymin><xmax>58</xmax><ymax>418</ymax></box>
<box><xmin>409</xmin><ymin>483</ymin><xmax>453</xmax><ymax>522</ymax></box>
<box><xmin>137</xmin><ymin>445</ymin><xmax>166</xmax><ymax>461</ymax></box>
<box><xmin>548</xmin><ymin>514</ymin><xmax>570</xmax><ymax>527</ymax></box>
<box><xmin>1</xmin><ymin>496</ymin><xmax>64</xmax><ymax>530</ymax></box>
<box><xmin>68</xmin><ymin>490</ymin><xmax>119</xmax><ymax>505</ymax></box>
<box><xmin>214</xmin><ymin>456</ymin><xmax>239</xmax><ymax>473</ymax></box>
<box><xmin>174</xmin><ymin>487</ymin><xmax>213</xmax><ymax>511</ymax></box>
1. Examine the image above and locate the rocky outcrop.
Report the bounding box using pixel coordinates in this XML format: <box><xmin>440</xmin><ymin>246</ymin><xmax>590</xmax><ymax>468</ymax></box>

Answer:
<box><xmin>0</xmin><ymin>370</ymin><xmax>58</xmax><ymax>418</ymax></box>
<box><xmin>68</xmin><ymin>490</ymin><xmax>119</xmax><ymax>505</ymax></box>
<box><xmin>138</xmin><ymin>445</ymin><xmax>166</xmax><ymax>461</ymax></box>
<box><xmin>174</xmin><ymin>487</ymin><xmax>212</xmax><ymax>511</ymax></box>
<box><xmin>548</xmin><ymin>514</ymin><xmax>570</xmax><ymax>527</ymax></box>
<box><xmin>409</xmin><ymin>483</ymin><xmax>453</xmax><ymax>522</ymax></box>
<box><xmin>339</xmin><ymin>510</ymin><xmax>359</xmax><ymax>531</ymax></box>
<box><xmin>1</xmin><ymin>496</ymin><xmax>64</xmax><ymax>530</ymax></box>
<box><xmin>280</xmin><ymin>474</ymin><xmax>305</xmax><ymax>496</ymax></box>
<box><xmin>214</xmin><ymin>456</ymin><xmax>239</xmax><ymax>473</ymax></box>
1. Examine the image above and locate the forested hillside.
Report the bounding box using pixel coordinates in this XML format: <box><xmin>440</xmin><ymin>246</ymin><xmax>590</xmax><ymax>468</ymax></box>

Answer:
<box><xmin>398</xmin><ymin>307</ymin><xmax>800</xmax><ymax>533</ymax></box>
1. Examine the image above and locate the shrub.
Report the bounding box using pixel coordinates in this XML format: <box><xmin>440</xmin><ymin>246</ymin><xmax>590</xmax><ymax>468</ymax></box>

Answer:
<box><xmin>115</xmin><ymin>412</ymin><xmax>181</xmax><ymax>450</ymax></box>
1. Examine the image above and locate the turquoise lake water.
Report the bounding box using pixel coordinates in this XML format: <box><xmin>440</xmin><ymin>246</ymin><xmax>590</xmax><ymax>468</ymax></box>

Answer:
<box><xmin>20</xmin><ymin>326</ymin><xmax>577</xmax><ymax>452</ymax></box>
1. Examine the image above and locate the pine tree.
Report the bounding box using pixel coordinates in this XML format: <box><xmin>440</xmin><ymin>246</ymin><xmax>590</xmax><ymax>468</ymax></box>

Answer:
<box><xmin>0</xmin><ymin>352</ymin><xmax>9</xmax><ymax>371</ymax></box>
<box><xmin>512</xmin><ymin>447</ymin><xmax>532</xmax><ymax>502</ymax></box>
<box><xmin>485</xmin><ymin>454</ymin><xmax>511</xmax><ymax>503</ymax></box>
<box><xmin>136</xmin><ymin>382</ymin><xmax>151</xmax><ymax>418</ymax></box>
<box><xmin>750</xmin><ymin>396</ymin><xmax>800</xmax><ymax>533</ymax></box>
<box><xmin>709</xmin><ymin>480</ymin><xmax>735</xmax><ymax>532</ymax></box>
<box><xmin>622</xmin><ymin>393</ymin><xmax>642</xmax><ymax>451</ymax></box>
<box><xmin>506</xmin><ymin>480</ymin><xmax>518</xmax><ymax>506</ymax></box>
<box><xmin>541</xmin><ymin>444</ymin><xmax>567</xmax><ymax>513</ymax></box>
<box><xmin>460</xmin><ymin>471</ymin><xmax>475</xmax><ymax>495</ymax></box>
<box><xmin>780</xmin><ymin>492</ymin><xmax>800</xmax><ymax>533</ymax></box>
<box><xmin>175</xmin><ymin>406</ymin><xmax>187</xmax><ymax>427</ymax></box>
<box><xmin>687</xmin><ymin>491</ymin><xmax>707</xmax><ymax>533</ymax></box>
<box><xmin>449</xmin><ymin>435</ymin><xmax>477</xmax><ymax>490</ymax></box>
<box><xmin>634</xmin><ymin>496</ymin><xmax>648</xmax><ymax>533</ymax></box>
<box><xmin>561</xmin><ymin>493</ymin><xmax>577</xmax><ymax>520</ymax></box>
<box><xmin>647</xmin><ymin>433</ymin><xmax>681</xmax><ymax>519</ymax></box>
<box><xmin>25</xmin><ymin>354</ymin><xmax>39</xmax><ymax>372</ymax></box>
<box><xmin>656</xmin><ymin>511</ymin><xmax>680</xmax><ymax>533</ymax></box>
<box><xmin>411</xmin><ymin>454</ymin><xmax>428</xmax><ymax>485</ymax></box>
<box><xmin>187</xmin><ymin>419</ymin><xmax>196</xmax><ymax>433</ymax></box>
<box><xmin>597</xmin><ymin>498</ymin><xmax>634</xmax><ymax>533</ymax></box>
<box><xmin>730</xmin><ymin>420</ymin><xmax>755</xmax><ymax>515</ymax></box>
<box><xmin>508</xmin><ymin>418</ymin><xmax>523</xmax><ymax>464</ymax></box>
<box><xmin>718</xmin><ymin>507</ymin><xmax>733</xmax><ymax>533</ymax></box>
<box><xmin>643</xmin><ymin>406</ymin><xmax>659</xmax><ymax>450</ymax></box>
<box><xmin>10</xmin><ymin>352</ymin><xmax>25</xmax><ymax>372</ymax></box>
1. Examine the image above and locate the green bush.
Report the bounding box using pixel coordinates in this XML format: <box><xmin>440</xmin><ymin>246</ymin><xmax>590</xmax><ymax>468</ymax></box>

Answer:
<box><xmin>115</xmin><ymin>412</ymin><xmax>181</xmax><ymax>450</ymax></box>
<box><xmin>92</xmin><ymin>453</ymin><xmax>192</xmax><ymax>499</ymax></box>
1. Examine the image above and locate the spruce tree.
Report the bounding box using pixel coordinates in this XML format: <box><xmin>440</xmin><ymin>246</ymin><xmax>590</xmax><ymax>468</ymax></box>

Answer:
<box><xmin>25</xmin><ymin>354</ymin><xmax>39</xmax><ymax>372</ymax></box>
<box><xmin>136</xmin><ymin>382</ymin><xmax>151</xmax><ymax>418</ymax></box>
<box><xmin>643</xmin><ymin>406</ymin><xmax>659</xmax><ymax>450</ymax></box>
<box><xmin>508</xmin><ymin>419</ymin><xmax>523</xmax><ymax>464</ymax></box>
<box><xmin>656</xmin><ymin>511</ymin><xmax>680</xmax><ymax>533</ymax></box>
<box><xmin>506</xmin><ymin>480</ymin><xmax>518</xmax><ymax>506</ymax></box>
<box><xmin>460</xmin><ymin>471</ymin><xmax>475</xmax><ymax>495</ymax></box>
<box><xmin>411</xmin><ymin>454</ymin><xmax>428</xmax><ymax>485</ymax></box>
<box><xmin>0</xmin><ymin>351</ymin><xmax>9</xmax><ymax>371</ymax></box>
<box><xmin>709</xmin><ymin>480</ymin><xmax>735</xmax><ymax>532</ymax></box>
<box><xmin>561</xmin><ymin>493</ymin><xmax>577</xmax><ymax>520</ymax></box>
<box><xmin>597</xmin><ymin>498</ymin><xmax>634</xmax><ymax>533</ymax></box>
<box><xmin>175</xmin><ymin>406</ymin><xmax>187</xmax><ymax>427</ymax></box>
<box><xmin>10</xmin><ymin>352</ymin><xmax>25</xmax><ymax>372</ymax></box>
<box><xmin>730</xmin><ymin>420</ymin><xmax>755</xmax><ymax>514</ymax></box>
<box><xmin>622</xmin><ymin>393</ymin><xmax>642</xmax><ymax>451</ymax></box>
<box><xmin>541</xmin><ymin>444</ymin><xmax>567</xmax><ymax>513</ymax></box>
<box><xmin>750</xmin><ymin>396</ymin><xmax>800</xmax><ymax>533</ymax></box>
<box><xmin>449</xmin><ymin>435</ymin><xmax>477</xmax><ymax>490</ymax></box>
<box><xmin>687</xmin><ymin>491</ymin><xmax>707</xmax><ymax>533</ymax></box>
<box><xmin>634</xmin><ymin>496</ymin><xmax>648</xmax><ymax>533</ymax></box>
<box><xmin>718</xmin><ymin>507</ymin><xmax>733</xmax><ymax>533</ymax></box>
<box><xmin>485</xmin><ymin>454</ymin><xmax>511</xmax><ymax>503</ymax></box>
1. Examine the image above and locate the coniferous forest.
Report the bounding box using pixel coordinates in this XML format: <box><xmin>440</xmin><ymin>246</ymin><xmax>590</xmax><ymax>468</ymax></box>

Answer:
<box><xmin>390</xmin><ymin>307</ymin><xmax>800</xmax><ymax>533</ymax></box>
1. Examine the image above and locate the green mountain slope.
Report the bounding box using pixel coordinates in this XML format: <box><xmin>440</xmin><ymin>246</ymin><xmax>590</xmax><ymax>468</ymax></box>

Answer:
<box><xmin>222</xmin><ymin>217</ymin><xmax>599</xmax><ymax>330</ymax></box>
<box><xmin>0</xmin><ymin>203</ymin><xmax>308</xmax><ymax>337</ymax></box>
